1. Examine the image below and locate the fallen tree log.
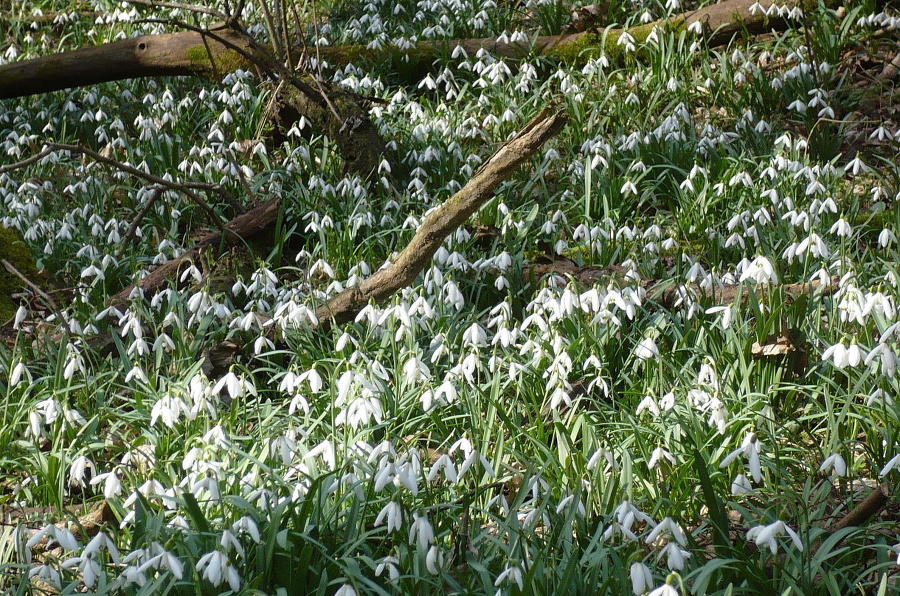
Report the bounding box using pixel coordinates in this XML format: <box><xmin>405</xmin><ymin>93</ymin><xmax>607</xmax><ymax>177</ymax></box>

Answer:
<box><xmin>0</xmin><ymin>0</ymin><xmax>815</xmax><ymax>102</ymax></box>
<box><xmin>110</xmin><ymin>196</ymin><xmax>280</xmax><ymax>305</ymax></box>
<box><xmin>0</xmin><ymin>25</ymin><xmax>384</xmax><ymax>178</ymax></box>
<box><xmin>110</xmin><ymin>104</ymin><xmax>566</xmax><ymax>330</ymax></box>
<box><xmin>314</xmin><ymin>103</ymin><xmax>568</xmax><ymax>326</ymax></box>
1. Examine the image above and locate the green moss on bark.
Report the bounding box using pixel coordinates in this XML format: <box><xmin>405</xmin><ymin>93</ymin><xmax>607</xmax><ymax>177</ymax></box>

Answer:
<box><xmin>0</xmin><ymin>226</ymin><xmax>37</xmax><ymax>321</ymax></box>
<box><xmin>548</xmin><ymin>19</ymin><xmax>686</xmax><ymax>64</ymax></box>
<box><xmin>186</xmin><ymin>45</ymin><xmax>249</xmax><ymax>75</ymax></box>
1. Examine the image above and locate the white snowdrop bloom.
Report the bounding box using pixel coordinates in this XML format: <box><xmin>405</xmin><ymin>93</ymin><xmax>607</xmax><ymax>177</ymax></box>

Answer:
<box><xmin>617</xmin><ymin>31</ymin><xmax>636</xmax><ymax>52</ymax></box>
<box><xmin>604</xmin><ymin>500</ymin><xmax>655</xmax><ymax>542</ymax></box>
<box><xmin>13</xmin><ymin>305</ymin><xmax>27</xmax><ymax>329</ymax></box>
<box><xmin>634</xmin><ymin>337</ymin><xmax>659</xmax><ymax>361</ymax></box>
<box><xmin>705</xmin><ymin>305</ymin><xmax>733</xmax><ymax>329</ymax></box>
<box><xmin>746</xmin><ymin>520</ymin><xmax>803</xmax><ymax>554</ymax></box>
<box><xmin>409</xmin><ymin>512</ymin><xmax>434</xmax><ymax>550</ymax></box>
<box><xmin>648</xmin><ymin>583</ymin><xmax>680</xmax><ymax>596</ymax></box>
<box><xmin>425</xmin><ymin>545</ymin><xmax>444</xmax><ymax>575</ymax></box>
<box><xmin>375</xmin><ymin>501</ymin><xmax>403</xmax><ymax>533</ymax></box>
<box><xmin>720</xmin><ymin>432</ymin><xmax>764</xmax><ymax>483</ymax></box>
<box><xmin>830</xmin><ymin>218</ymin><xmax>852</xmax><ymax>237</ymax></box>
<box><xmin>196</xmin><ymin>550</ymin><xmax>240</xmax><ymax>591</ymax></box>
<box><xmin>863</xmin><ymin>292</ymin><xmax>896</xmax><ymax>319</ymax></box>
<box><xmin>662</xmin><ymin>541</ymin><xmax>691</xmax><ymax>570</ymax></box>
<box><xmin>27</xmin><ymin>524</ymin><xmax>80</xmax><ymax>551</ymax></box>
<box><xmin>648</xmin><ymin>447</ymin><xmax>675</xmax><ymax>470</ymax></box>
<box><xmin>90</xmin><ymin>471</ymin><xmax>123</xmax><ymax>499</ymax></box>
<box><xmin>731</xmin><ymin>473</ymin><xmax>753</xmax><ymax>495</ymax></box>
<box><xmin>495</xmin><ymin>563</ymin><xmax>525</xmax><ymax>590</ymax></box>
<box><xmin>335</xmin><ymin>584</ymin><xmax>357</xmax><ymax>596</ymax></box>
<box><xmin>645</xmin><ymin>517</ymin><xmax>687</xmax><ymax>546</ymax></box>
<box><xmin>819</xmin><ymin>453</ymin><xmax>846</xmax><ymax>476</ymax></box>
<box><xmin>739</xmin><ymin>256</ymin><xmax>778</xmax><ymax>284</ymax></box>
<box><xmin>587</xmin><ymin>446</ymin><xmax>617</xmax><ymax>470</ymax></box>
<box><xmin>150</xmin><ymin>394</ymin><xmax>188</xmax><ymax>428</ymax></box>
<box><xmin>10</xmin><ymin>361</ymin><xmax>31</xmax><ymax>387</ymax></box>
<box><xmin>630</xmin><ymin>562</ymin><xmax>653</xmax><ymax>596</ymax></box>
<box><xmin>375</xmin><ymin>555</ymin><xmax>400</xmax><ymax>582</ymax></box>
<box><xmin>69</xmin><ymin>455</ymin><xmax>95</xmax><ymax>487</ymax></box>
<box><xmin>402</xmin><ymin>356</ymin><xmax>430</xmax><ymax>383</ymax></box>
<box><xmin>822</xmin><ymin>341</ymin><xmax>866</xmax><ymax>369</ymax></box>
<box><xmin>866</xmin><ymin>344</ymin><xmax>898</xmax><ymax>377</ymax></box>
<box><xmin>636</xmin><ymin>395</ymin><xmax>660</xmax><ymax>417</ymax></box>
<box><xmin>879</xmin><ymin>228</ymin><xmax>897</xmax><ymax>249</ymax></box>
<box><xmin>880</xmin><ymin>453</ymin><xmax>900</xmax><ymax>476</ymax></box>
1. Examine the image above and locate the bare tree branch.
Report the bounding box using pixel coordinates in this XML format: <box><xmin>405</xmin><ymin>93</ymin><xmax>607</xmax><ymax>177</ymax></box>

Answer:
<box><xmin>45</xmin><ymin>142</ymin><xmax>230</xmax><ymax>231</ymax></box>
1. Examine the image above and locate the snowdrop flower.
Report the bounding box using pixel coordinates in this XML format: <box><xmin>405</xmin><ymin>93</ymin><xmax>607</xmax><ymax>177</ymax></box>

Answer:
<box><xmin>880</xmin><ymin>453</ymin><xmax>900</xmax><ymax>476</ymax></box>
<box><xmin>196</xmin><ymin>550</ymin><xmax>240</xmax><ymax>591</ymax></box>
<box><xmin>636</xmin><ymin>395</ymin><xmax>660</xmax><ymax>417</ymax></box>
<box><xmin>648</xmin><ymin>447</ymin><xmax>675</xmax><ymax>470</ymax></box>
<box><xmin>822</xmin><ymin>340</ymin><xmax>866</xmax><ymax>369</ymax></box>
<box><xmin>731</xmin><ymin>473</ymin><xmax>753</xmax><ymax>495</ymax></box>
<box><xmin>375</xmin><ymin>501</ymin><xmax>403</xmax><ymax>532</ymax></box>
<box><xmin>819</xmin><ymin>453</ymin><xmax>846</xmax><ymax>476</ymax></box>
<box><xmin>720</xmin><ymin>432</ymin><xmax>763</xmax><ymax>482</ymax></box>
<box><xmin>27</xmin><ymin>524</ymin><xmax>80</xmax><ymax>551</ymax></box>
<box><xmin>630</xmin><ymin>562</ymin><xmax>653</xmax><ymax>595</ymax></box>
<box><xmin>425</xmin><ymin>545</ymin><xmax>443</xmax><ymax>575</ymax></box>
<box><xmin>634</xmin><ymin>337</ymin><xmax>660</xmax><ymax>361</ymax></box>
<box><xmin>866</xmin><ymin>344</ymin><xmax>898</xmax><ymax>377</ymax></box>
<box><xmin>661</xmin><ymin>542</ymin><xmax>691</xmax><ymax>570</ymax></box>
<box><xmin>739</xmin><ymin>256</ymin><xmax>778</xmax><ymax>284</ymax></box>
<box><xmin>409</xmin><ymin>511</ymin><xmax>434</xmax><ymax>550</ymax></box>
<box><xmin>645</xmin><ymin>517</ymin><xmax>687</xmax><ymax>547</ymax></box>
<box><xmin>879</xmin><ymin>229</ymin><xmax>897</xmax><ymax>249</ymax></box>
<box><xmin>746</xmin><ymin>520</ymin><xmax>803</xmax><ymax>554</ymax></box>
<box><xmin>587</xmin><ymin>446</ymin><xmax>617</xmax><ymax>470</ymax></box>
<box><xmin>829</xmin><ymin>218</ymin><xmax>852</xmax><ymax>237</ymax></box>
<box><xmin>335</xmin><ymin>584</ymin><xmax>357</xmax><ymax>596</ymax></box>
<box><xmin>604</xmin><ymin>500</ymin><xmax>655</xmax><ymax>542</ymax></box>
<box><xmin>495</xmin><ymin>562</ymin><xmax>525</xmax><ymax>590</ymax></box>
<box><xmin>91</xmin><ymin>471</ymin><xmax>123</xmax><ymax>499</ymax></box>
<box><xmin>69</xmin><ymin>455</ymin><xmax>95</xmax><ymax>487</ymax></box>
<box><xmin>705</xmin><ymin>305</ymin><xmax>733</xmax><ymax>329</ymax></box>
<box><xmin>13</xmin><ymin>305</ymin><xmax>27</xmax><ymax>329</ymax></box>
<box><xmin>375</xmin><ymin>556</ymin><xmax>400</xmax><ymax>582</ymax></box>
<box><xmin>648</xmin><ymin>577</ymin><xmax>680</xmax><ymax>596</ymax></box>
<box><xmin>10</xmin><ymin>361</ymin><xmax>31</xmax><ymax>387</ymax></box>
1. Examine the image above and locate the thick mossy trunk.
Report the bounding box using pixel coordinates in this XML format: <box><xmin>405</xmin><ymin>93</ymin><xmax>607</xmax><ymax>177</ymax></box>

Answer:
<box><xmin>274</xmin><ymin>79</ymin><xmax>385</xmax><ymax>178</ymax></box>
<box><xmin>0</xmin><ymin>0</ymin><xmax>827</xmax><ymax>101</ymax></box>
<box><xmin>0</xmin><ymin>227</ymin><xmax>38</xmax><ymax>321</ymax></box>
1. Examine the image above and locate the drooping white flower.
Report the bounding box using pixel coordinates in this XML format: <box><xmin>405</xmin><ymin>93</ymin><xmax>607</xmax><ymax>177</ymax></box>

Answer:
<box><xmin>746</xmin><ymin>520</ymin><xmax>803</xmax><ymax>554</ymax></box>
<box><xmin>634</xmin><ymin>337</ymin><xmax>660</xmax><ymax>361</ymax></box>
<box><xmin>739</xmin><ymin>255</ymin><xmax>778</xmax><ymax>284</ymax></box>
<box><xmin>720</xmin><ymin>432</ymin><xmax>764</xmax><ymax>483</ymax></box>
<box><xmin>630</xmin><ymin>562</ymin><xmax>653</xmax><ymax>595</ymax></box>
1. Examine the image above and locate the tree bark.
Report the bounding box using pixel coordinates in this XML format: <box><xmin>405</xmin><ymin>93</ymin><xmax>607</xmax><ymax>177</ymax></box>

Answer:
<box><xmin>315</xmin><ymin>104</ymin><xmax>568</xmax><ymax>327</ymax></box>
<box><xmin>110</xmin><ymin>196</ymin><xmax>280</xmax><ymax>304</ymax></box>
<box><xmin>0</xmin><ymin>0</ymin><xmax>814</xmax><ymax>101</ymax></box>
<box><xmin>0</xmin><ymin>27</ymin><xmax>384</xmax><ymax>178</ymax></box>
<box><xmin>110</xmin><ymin>104</ymin><xmax>567</xmax><ymax>329</ymax></box>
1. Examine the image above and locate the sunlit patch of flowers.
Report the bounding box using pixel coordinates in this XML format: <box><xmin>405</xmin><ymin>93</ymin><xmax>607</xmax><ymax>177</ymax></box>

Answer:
<box><xmin>3</xmin><ymin>0</ymin><xmax>900</xmax><ymax>593</ymax></box>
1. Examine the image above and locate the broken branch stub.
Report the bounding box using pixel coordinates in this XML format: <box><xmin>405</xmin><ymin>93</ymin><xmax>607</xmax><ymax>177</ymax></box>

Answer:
<box><xmin>314</xmin><ymin>104</ymin><xmax>569</xmax><ymax>327</ymax></box>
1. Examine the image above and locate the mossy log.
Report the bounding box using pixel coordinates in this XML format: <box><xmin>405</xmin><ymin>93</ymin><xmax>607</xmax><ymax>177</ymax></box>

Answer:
<box><xmin>0</xmin><ymin>0</ymin><xmax>816</xmax><ymax>103</ymax></box>
<box><xmin>0</xmin><ymin>27</ymin><xmax>384</xmax><ymax>178</ymax></box>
